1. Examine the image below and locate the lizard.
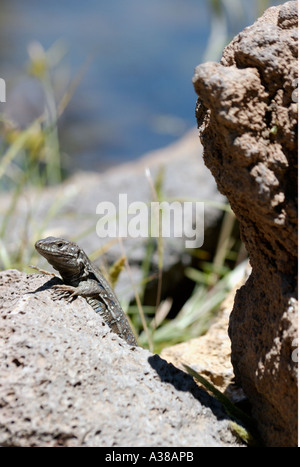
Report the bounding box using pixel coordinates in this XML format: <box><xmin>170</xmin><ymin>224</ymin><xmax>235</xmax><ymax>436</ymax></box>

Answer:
<box><xmin>35</xmin><ymin>236</ymin><xmax>138</xmax><ymax>347</ymax></box>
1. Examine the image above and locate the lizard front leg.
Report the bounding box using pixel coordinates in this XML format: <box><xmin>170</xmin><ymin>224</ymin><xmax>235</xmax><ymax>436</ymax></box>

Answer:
<box><xmin>52</xmin><ymin>281</ymin><xmax>108</xmax><ymax>315</ymax></box>
<box><xmin>52</xmin><ymin>279</ymin><xmax>105</xmax><ymax>301</ymax></box>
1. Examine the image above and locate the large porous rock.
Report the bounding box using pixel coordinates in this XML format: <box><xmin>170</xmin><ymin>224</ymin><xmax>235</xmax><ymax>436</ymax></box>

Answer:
<box><xmin>193</xmin><ymin>1</ymin><xmax>298</xmax><ymax>447</ymax></box>
<box><xmin>0</xmin><ymin>269</ymin><xmax>242</xmax><ymax>447</ymax></box>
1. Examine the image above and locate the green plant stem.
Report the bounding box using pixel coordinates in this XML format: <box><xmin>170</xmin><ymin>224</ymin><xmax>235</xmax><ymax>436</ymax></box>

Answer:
<box><xmin>183</xmin><ymin>364</ymin><xmax>261</xmax><ymax>445</ymax></box>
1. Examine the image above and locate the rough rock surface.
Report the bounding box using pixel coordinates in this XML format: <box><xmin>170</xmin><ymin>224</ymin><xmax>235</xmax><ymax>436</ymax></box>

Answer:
<box><xmin>193</xmin><ymin>1</ymin><xmax>298</xmax><ymax>447</ymax></box>
<box><xmin>0</xmin><ymin>269</ymin><xmax>242</xmax><ymax>447</ymax></box>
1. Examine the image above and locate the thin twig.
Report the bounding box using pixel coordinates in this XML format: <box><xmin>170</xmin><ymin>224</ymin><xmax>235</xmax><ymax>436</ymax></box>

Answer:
<box><xmin>118</xmin><ymin>237</ymin><xmax>153</xmax><ymax>351</ymax></box>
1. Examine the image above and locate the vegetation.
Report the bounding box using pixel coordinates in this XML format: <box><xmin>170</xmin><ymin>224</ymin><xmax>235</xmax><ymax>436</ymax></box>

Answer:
<box><xmin>184</xmin><ymin>364</ymin><xmax>261</xmax><ymax>446</ymax></box>
<box><xmin>0</xmin><ymin>42</ymin><xmax>246</xmax><ymax>354</ymax></box>
<box><xmin>1</xmin><ymin>0</ymin><xmax>277</xmax><ymax>351</ymax></box>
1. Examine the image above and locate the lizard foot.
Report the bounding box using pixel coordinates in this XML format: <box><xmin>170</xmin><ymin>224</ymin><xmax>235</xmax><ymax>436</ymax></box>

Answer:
<box><xmin>51</xmin><ymin>284</ymin><xmax>78</xmax><ymax>302</ymax></box>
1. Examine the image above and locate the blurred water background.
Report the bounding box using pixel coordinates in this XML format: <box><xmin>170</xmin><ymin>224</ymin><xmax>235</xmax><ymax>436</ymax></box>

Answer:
<box><xmin>0</xmin><ymin>0</ymin><xmax>282</xmax><ymax>171</ymax></box>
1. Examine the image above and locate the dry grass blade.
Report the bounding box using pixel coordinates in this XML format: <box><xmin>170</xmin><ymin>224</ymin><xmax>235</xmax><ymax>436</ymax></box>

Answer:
<box><xmin>183</xmin><ymin>364</ymin><xmax>260</xmax><ymax>445</ymax></box>
<box><xmin>119</xmin><ymin>237</ymin><xmax>152</xmax><ymax>351</ymax></box>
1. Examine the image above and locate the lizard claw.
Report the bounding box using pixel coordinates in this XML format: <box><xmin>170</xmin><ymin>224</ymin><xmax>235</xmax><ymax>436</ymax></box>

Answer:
<box><xmin>51</xmin><ymin>284</ymin><xmax>77</xmax><ymax>302</ymax></box>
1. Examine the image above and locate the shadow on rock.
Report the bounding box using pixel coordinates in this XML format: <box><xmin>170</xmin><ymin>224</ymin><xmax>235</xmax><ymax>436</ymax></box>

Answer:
<box><xmin>148</xmin><ymin>354</ymin><xmax>230</xmax><ymax>422</ymax></box>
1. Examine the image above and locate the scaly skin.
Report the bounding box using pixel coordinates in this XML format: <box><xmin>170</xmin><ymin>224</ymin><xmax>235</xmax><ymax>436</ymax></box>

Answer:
<box><xmin>35</xmin><ymin>237</ymin><xmax>137</xmax><ymax>346</ymax></box>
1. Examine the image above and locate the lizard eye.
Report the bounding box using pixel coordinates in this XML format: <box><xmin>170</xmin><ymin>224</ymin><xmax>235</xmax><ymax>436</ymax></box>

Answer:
<box><xmin>57</xmin><ymin>242</ymin><xmax>64</xmax><ymax>248</ymax></box>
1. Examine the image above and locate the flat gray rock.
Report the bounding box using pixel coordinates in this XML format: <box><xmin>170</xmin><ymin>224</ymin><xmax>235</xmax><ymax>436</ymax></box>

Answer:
<box><xmin>0</xmin><ymin>129</ymin><xmax>226</xmax><ymax>306</ymax></box>
<box><xmin>1</xmin><ymin>129</ymin><xmax>225</xmax><ymax>264</ymax></box>
<box><xmin>0</xmin><ymin>269</ymin><xmax>241</xmax><ymax>447</ymax></box>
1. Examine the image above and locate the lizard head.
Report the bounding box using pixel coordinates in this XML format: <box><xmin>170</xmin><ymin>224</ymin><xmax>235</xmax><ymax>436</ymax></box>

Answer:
<box><xmin>35</xmin><ymin>236</ymin><xmax>85</xmax><ymax>279</ymax></box>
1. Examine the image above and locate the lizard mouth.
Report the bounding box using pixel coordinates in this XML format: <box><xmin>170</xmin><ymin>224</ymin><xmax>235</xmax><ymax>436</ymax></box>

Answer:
<box><xmin>35</xmin><ymin>238</ymin><xmax>79</xmax><ymax>260</ymax></box>
<box><xmin>35</xmin><ymin>240</ymin><xmax>59</xmax><ymax>256</ymax></box>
